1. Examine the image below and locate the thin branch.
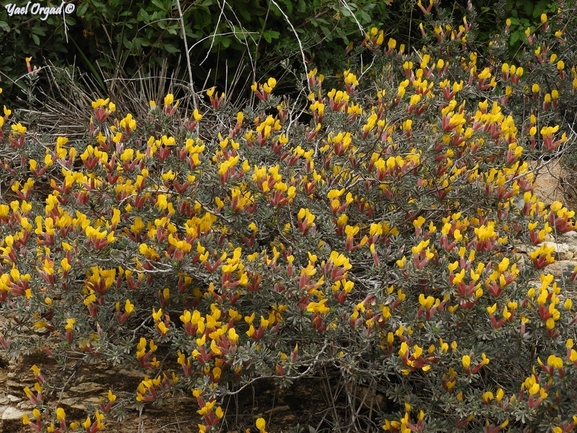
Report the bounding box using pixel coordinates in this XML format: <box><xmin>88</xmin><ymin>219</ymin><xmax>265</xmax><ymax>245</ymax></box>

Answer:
<box><xmin>175</xmin><ymin>0</ymin><xmax>198</xmax><ymax>110</ymax></box>
<box><xmin>199</xmin><ymin>0</ymin><xmax>228</xmax><ymax>67</ymax></box>
<box><xmin>268</xmin><ymin>0</ymin><xmax>310</xmax><ymax>93</ymax></box>
<box><xmin>339</xmin><ymin>0</ymin><xmax>366</xmax><ymax>36</ymax></box>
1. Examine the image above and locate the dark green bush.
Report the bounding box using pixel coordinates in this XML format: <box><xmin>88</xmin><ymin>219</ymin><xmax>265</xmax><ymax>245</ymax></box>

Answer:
<box><xmin>0</xmin><ymin>0</ymin><xmax>395</xmax><ymax>108</ymax></box>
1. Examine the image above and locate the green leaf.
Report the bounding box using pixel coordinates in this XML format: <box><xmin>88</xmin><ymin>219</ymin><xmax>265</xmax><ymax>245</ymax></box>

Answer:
<box><xmin>533</xmin><ymin>0</ymin><xmax>550</xmax><ymax>17</ymax></box>
<box><xmin>76</xmin><ymin>2</ymin><xmax>89</xmax><ymax>16</ymax></box>
<box><xmin>238</xmin><ymin>7</ymin><xmax>251</xmax><ymax>21</ymax></box>
<box><xmin>297</xmin><ymin>0</ymin><xmax>306</xmax><ymax>13</ymax></box>
<box><xmin>151</xmin><ymin>0</ymin><xmax>168</xmax><ymax>11</ymax></box>
<box><xmin>509</xmin><ymin>31</ymin><xmax>521</xmax><ymax>46</ymax></box>
<box><xmin>320</xmin><ymin>25</ymin><xmax>331</xmax><ymax>38</ymax></box>
<box><xmin>340</xmin><ymin>7</ymin><xmax>352</xmax><ymax>17</ymax></box>
<box><xmin>91</xmin><ymin>0</ymin><xmax>105</xmax><ymax>9</ymax></box>
<box><xmin>31</xmin><ymin>33</ymin><xmax>40</xmax><ymax>45</ymax></box>
<box><xmin>219</xmin><ymin>36</ymin><xmax>232</xmax><ymax>48</ymax></box>
<box><xmin>163</xmin><ymin>43</ymin><xmax>180</xmax><ymax>53</ymax></box>
<box><xmin>135</xmin><ymin>37</ymin><xmax>151</xmax><ymax>47</ymax></box>
<box><xmin>166</xmin><ymin>24</ymin><xmax>179</xmax><ymax>35</ymax></box>
<box><xmin>0</xmin><ymin>21</ymin><xmax>9</xmax><ymax>31</ymax></box>
<box><xmin>263</xmin><ymin>29</ymin><xmax>280</xmax><ymax>43</ymax></box>
<box><xmin>232</xmin><ymin>25</ymin><xmax>248</xmax><ymax>41</ymax></box>
<box><xmin>31</xmin><ymin>26</ymin><xmax>47</xmax><ymax>36</ymax></box>
<box><xmin>185</xmin><ymin>27</ymin><xmax>201</xmax><ymax>38</ymax></box>
<box><xmin>138</xmin><ymin>9</ymin><xmax>150</xmax><ymax>23</ymax></box>
<box><xmin>358</xmin><ymin>10</ymin><xmax>372</xmax><ymax>24</ymax></box>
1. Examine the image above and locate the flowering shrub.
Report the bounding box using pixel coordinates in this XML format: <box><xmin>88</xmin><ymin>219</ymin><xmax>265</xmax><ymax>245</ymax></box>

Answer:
<box><xmin>1</xmin><ymin>5</ymin><xmax>577</xmax><ymax>433</ymax></box>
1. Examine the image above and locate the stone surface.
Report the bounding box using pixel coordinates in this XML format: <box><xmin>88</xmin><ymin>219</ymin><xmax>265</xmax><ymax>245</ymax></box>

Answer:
<box><xmin>530</xmin><ymin>158</ymin><xmax>568</xmax><ymax>206</ymax></box>
<box><xmin>0</xmin><ymin>406</ymin><xmax>28</xmax><ymax>420</ymax></box>
<box><xmin>544</xmin><ymin>260</ymin><xmax>577</xmax><ymax>279</ymax></box>
<box><xmin>69</xmin><ymin>382</ymin><xmax>105</xmax><ymax>394</ymax></box>
<box><xmin>5</xmin><ymin>395</ymin><xmax>20</xmax><ymax>403</ymax></box>
<box><xmin>561</xmin><ymin>231</ymin><xmax>577</xmax><ymax>240</ymax></box>
<box><xmin>60</xmin><ymin>396</ymin><xmax>101</xmax><ymax>411</ymax></box>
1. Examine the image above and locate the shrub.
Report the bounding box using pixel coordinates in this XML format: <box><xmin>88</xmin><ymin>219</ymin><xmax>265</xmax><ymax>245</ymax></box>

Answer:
<box><xmin>1</xmin><ymin>3</ymin><xmax>577</xmax><ymax>433</ymax></box>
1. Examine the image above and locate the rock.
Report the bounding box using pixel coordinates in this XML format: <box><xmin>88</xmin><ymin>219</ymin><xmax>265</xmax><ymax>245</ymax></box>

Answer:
<box><xmin>561</xmin><ymin>231</ymin><xmax>577</xmax><ymax>240</ymax></box>
<box><xmin>85</xmin><ymin>397</ymin><xmax>101</xmax><ymax>404</ymax></box>
<box><xmin>60</xmin><ymin>397</ymin><xmax>85</xmax><ymax>411</ymax></box>
<box><xmin>544</xmin><ymin>260</ymin><xmax>577</xmax><ymax>279</ymax></box>
<box><xmin>530</xmin><ymin>158</ymin><xmax>568</xmax><ymax>206</ymax></box>
<box><xmin>0</xmin><ymin>406</ymin><xmax>30</xmax><ymax>433</ymax></box>
<box><xmin>5</xmin><ymin>380</ymin><xmax>26</xmax><ymax>391</ymax></box>
<box><xmin>16</xmin><ymin>401</ymin><xmax>34</xmax><ymax>411</ymax></box>
<box><xmin>117</xmin><ymin>369</ymin><xmax>143</xmax><ymax>378</ymax></box>
<box><xmin>1</xmin><ymin>406</ymin><xmax>28</xmax><ymax>420</ymax></box>
<box><xmin>69</xmin><ymin>382</ymin><xmax>104</xmax><ymax>394</ymax></box>
<box><xmin>5</xmin><ymin>395</ymin><xmax>20</xmax><ymax>403</ymax></box>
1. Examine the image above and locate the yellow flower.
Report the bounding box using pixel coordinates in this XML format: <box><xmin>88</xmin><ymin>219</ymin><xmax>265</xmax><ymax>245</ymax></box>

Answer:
<box><xmin>91</xmin><ymin>98</ymin><xmax>110</xmax><ymax>109</ymax></box>
<box><xmin>125</xmin><ymin>299</ymin><xmax>134</xmax><ymax>314</ymax></box>
<box><xmin>11</xmin><ymin>122</ymin><xmax>27</xmax><ymax>135</ymax></box>
<box><xmin>547</xmin><ymin>355</ymin><xmax>563</xmax><ymax>369</ymax></box>
<box><xmin>482</xmin><ymin>391</ymin><xmax>493</xmax><ymax>403</ymax></box>
<box><xmin>263</xmin><ymin>77</ymin><xmax>277</xmax><ymax>93</ymax></box>
<box><xmin>306</xmin><ymin>299</ymin><xmax>330</xmax><ymax>314</ymax></box>
<box><xmin>60</xmin><ymin>257</ymin><xmax>71</xmax><ymax>272</ymax></box>
<box><xmin>65</xmin><ymin>318</ymin><xmax>75</xmax><ymax>331</ymax></box>
<box><xmin>164</xmin><ymin>93</ymin><xmax>174</xmax><ymax>106</ymax></box>
<box><xmin>56</xmin><ymin>407</ymin><xmax>66</xmax><ymax>421</ymax></box>
<box><xmin>108</xmin><ymin>389</ymin><xmax>117</xmax><ymax>403</ymax></box>
<box><xmin>256</xmin><ymin>417</ymin><xmax>267</xmax><ymax>433</ymax></box>
<box><xmin>157</xmin><ymin>322</ymin><xmax>169</xmax><ymax>335</ymax></box>
<box><xmin>31</xmin><ymin>364</ymin><xmax>41</xmax><ymax>377</ymax></box>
